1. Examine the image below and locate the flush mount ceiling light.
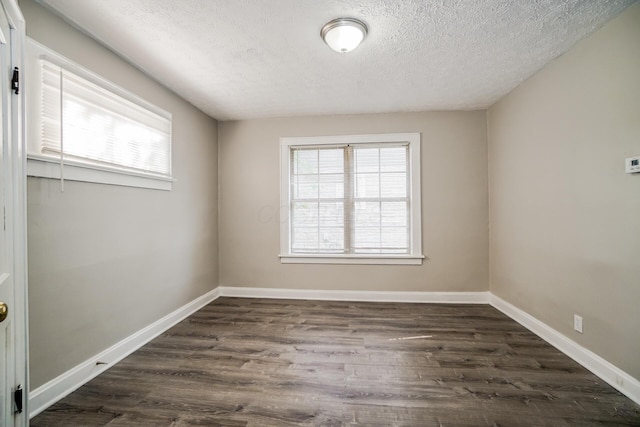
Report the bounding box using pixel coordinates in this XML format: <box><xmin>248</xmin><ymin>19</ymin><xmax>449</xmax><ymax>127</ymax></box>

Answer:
<box><xmin>321</xmin><ymin>17</ymin><xmax>368</xmax><ymax>53</ymax></box>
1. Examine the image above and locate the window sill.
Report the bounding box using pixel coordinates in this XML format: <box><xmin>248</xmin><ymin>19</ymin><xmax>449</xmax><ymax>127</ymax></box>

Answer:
<box><xmin>27</xmin><ymin>156</ymin><xmax>174</xmax><ymax>191</ymax></box>
<box><xmin>279</xmin><ymin>254</ymin><xmax>425</xmax><ymax>265</ymax></box>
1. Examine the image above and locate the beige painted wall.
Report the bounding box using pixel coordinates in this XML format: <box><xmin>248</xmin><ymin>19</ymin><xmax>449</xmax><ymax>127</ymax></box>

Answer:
<box><xmin>219</xmin><ymin>112</ymin><xmax>488</xmax><ymax>292</ymax></box>
<box><xmin>22</xmin><ymin>0</ymin><xmax>219</xmax><ymax>389</ymax></box>
<box><xmin>488</xmin><ymin>4</ymin><xmax>640</xmax><ymax>379</ymax></box>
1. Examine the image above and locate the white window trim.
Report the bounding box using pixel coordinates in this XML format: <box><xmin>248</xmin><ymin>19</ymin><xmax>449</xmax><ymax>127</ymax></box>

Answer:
<box><xmin>27</xmin><ymin>155</ymin><xmax>173</xmax><ymax>191</ymax></box>
<box><xmin>26</xmin><ymin>37</ymin><xmax>175</xmax><ymax>191</ymax></box>
<box><xmin>279</xmin><ymin>132</ymin><xmax>423</xmax><ymax>265</ymax></box>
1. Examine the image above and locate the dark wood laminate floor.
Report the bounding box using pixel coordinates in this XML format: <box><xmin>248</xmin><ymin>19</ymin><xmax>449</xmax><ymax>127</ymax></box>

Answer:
<box><xmin>32</xmin><ymin>298</ymin><xmax>640</xmax><ymax>426</ymax></box>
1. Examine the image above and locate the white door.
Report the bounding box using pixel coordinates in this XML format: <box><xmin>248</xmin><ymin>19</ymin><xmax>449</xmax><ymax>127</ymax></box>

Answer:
<box><xmin>0</xmin><ymin>1</ymin><xmax>21</xmax><ymax>425</ymax></box>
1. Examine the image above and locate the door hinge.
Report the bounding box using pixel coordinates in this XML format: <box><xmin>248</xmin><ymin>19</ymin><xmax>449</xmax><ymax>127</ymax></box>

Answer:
<box><xmin>14</xmin><ymin>385</ymin><xmax>23</xmax><ymax>414</ymax></box>
<box><xmin>11</xmin><ymin>67</ymin><xmax>19</xmax><ymax>95</ymax></box>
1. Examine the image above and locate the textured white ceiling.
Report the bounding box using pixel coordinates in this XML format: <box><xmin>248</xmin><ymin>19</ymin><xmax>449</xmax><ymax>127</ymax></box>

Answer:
<box><xmin>36</xmin><ymin>0</ymin><xmax>634</xmax><ymax>121</ymax></box>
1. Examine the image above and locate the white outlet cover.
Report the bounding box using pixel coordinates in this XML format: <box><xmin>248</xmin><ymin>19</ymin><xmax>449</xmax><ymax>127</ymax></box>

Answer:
<box><xmin>574</xmin><ymin>314</ymin><xmax>583</xmax><ymax>333</ymax></box>
<box><xmin>625</xmin><ymin>156</ymin><xmax>640</xmax><ymax>174</ymax></box>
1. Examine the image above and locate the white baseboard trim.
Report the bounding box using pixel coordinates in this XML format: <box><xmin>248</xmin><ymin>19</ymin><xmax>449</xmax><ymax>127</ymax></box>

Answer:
<box><xmin>29</xmin><ymin>287</ymin><xmax>220</xmax><ymax>418</ymax></box>
<box><xmin>218</xmin><ymin>286</ymin><xmax>490</xmax><ymax>304</ymax></box>
<box><xmin>489</xmin><ymin>294</ymin><xmax>640</xmax><ymax>405</ymax></box>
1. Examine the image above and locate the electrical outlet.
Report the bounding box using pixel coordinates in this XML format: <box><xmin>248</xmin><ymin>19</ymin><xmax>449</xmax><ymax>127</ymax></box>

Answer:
<box><xmin>573</xmin><ymin>314</ymin><xmax>583</xmax><ymax>333</ymax></box>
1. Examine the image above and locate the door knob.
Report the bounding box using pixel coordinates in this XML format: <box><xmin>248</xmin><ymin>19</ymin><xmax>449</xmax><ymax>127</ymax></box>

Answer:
<box><xmin>0</xmin><ymin>301</ymin><xmax>7</xmax><ymax>323</ymax></box>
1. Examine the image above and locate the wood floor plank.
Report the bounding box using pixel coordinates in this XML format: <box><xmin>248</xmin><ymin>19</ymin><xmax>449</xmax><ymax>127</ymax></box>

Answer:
<box><xmin>32</xmin><ymin>298</ymin><xmax>640</xmax><ymax>426</ymax></box>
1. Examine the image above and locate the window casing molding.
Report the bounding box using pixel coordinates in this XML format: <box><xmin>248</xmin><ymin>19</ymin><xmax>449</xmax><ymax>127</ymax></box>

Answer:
<box><xmin>279</xmin><ymin>133</ymin><xmax>423</xmax><ymax>265</ymax></box>
<box><xmin>26</xmin><ymin>37</ymin><xmax>174</xmax><ymax>190</ymax></box>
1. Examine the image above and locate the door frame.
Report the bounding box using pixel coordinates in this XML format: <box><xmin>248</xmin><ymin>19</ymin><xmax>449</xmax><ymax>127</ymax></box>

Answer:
<box><xmin>2</xmin><ymin>0</ymin><xmax>27</xmax><ymax>425</ymax></box>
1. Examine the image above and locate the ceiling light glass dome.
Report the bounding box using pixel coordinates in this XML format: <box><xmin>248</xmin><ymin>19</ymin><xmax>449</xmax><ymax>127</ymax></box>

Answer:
<box><xmin>321</xmin><ymin>18</ymin><xmax>368</xmax><ymax>53</ymax></box>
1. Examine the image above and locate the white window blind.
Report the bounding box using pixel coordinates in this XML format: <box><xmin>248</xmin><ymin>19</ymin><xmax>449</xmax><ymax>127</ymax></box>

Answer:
<box><xmin>39</xmin><ymin>59</ymin><xmax>171</xmax><ymax>178</ymax></box>
<box><xmin>290</xmin><ymin>143</ymin><xmax>410</xmax><ymax>255</ymax></box>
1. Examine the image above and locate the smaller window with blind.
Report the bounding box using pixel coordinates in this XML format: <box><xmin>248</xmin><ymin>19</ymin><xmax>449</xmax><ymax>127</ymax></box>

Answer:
<box><xmin>280</xmin><ymin>133</ymin><xmax>423</xmax><ymax>265</ymax></box>
<box><xmin>26</xmin><ymin>38</ymin><xmax>173</xmax><ymax>190</ymax></box>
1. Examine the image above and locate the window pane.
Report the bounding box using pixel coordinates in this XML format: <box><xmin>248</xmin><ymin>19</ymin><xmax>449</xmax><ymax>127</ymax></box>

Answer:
<box><xmin>356</xmin><ymin>248</ymin><xmax>383</xmax><ymax>254</ymax></box>
<box><xmin>294</xmin><ymin>149</ymin><xmax>318</xmax><ymax>174</ymax></box>
<box><xmin>354</xmin><ymin>148</ymin><xmax>379</xmax><ymax>173</ymax></box>
<box><xmin>294</xmin><ymin>175</ymin><xmax>318</xmax><ymax>199</ymax></box>
<box><xmin>353</xmin><ymin>227</ymin><xmax>381</xmax><ymax>249</ymax></box>
<box><xmin>354</xmin><ymin>201</ymin><xmax>380</xmax><ymax>227</ymax></box>
<box><xmin>319</xmin><ymin>202</ymin><xmax>344</xmax><ymax>227</ymax></box>
<box><xmin>319</xmin><ymin>227</ymin><xmax>344</xmax><ymax>251</ymax></box>
<box><xmin>292</xmin><ymin>227</ymin><xmax>318</xmax><ymax>251</ymax></box>
<box><xmin>381</xmin><ymin>227</ymin><xmax>408</xmax><ymax>249</ymax></box>
<box><xmin>319</xmin><ymin>148</ymin><xmax>343</xmax><ymax>173</ymax></box>
<box><xmin>381</xmin><ymin>202</ymin><xmax>407</xmax><ymax>227</ymax></box>
<box><xmin>292</xmin><ymin>202</ymin><xmax>318</xmax><ymax>227</ymax></box>
<box><xmin>62</xmin><ymin>99</ymin><xmax>169</xmax><ymax>174</ymax></box>
<box><xmin>380</xmin><ymin>173</ymin><xmax>407</xmax><ymax>198</ymax></box>
<box><xmin>380</xmin><ymin>147</ymin><xmax>407</xmax><ymax>172</ymax></box>
<box><xmin>319</xmin><ymin>174</ymin><xmax>344</xmax><ymax>199</ymax></box>
<box><xmin>355</xmin><ymin>173</ymin><xmax>380</xmax><ymax>198</ymax></box>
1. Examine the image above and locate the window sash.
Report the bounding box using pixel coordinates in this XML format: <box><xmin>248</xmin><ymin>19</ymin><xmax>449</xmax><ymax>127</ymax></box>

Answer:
<box><xmin>39</xmin><ymin>58</ymin><xmax>172</xmax><ymax>178</ymax></box>
<box><xmin>289</xmin><ymin>143</ymin><xmax>410</xmax><ymax>255</ymax></box>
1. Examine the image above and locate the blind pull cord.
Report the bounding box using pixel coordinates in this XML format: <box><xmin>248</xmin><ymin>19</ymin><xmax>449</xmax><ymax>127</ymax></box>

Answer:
<box><xmin>59</xmin><ymin>70</ymin><xmax>64</xmax><ymax>193</ymax></box>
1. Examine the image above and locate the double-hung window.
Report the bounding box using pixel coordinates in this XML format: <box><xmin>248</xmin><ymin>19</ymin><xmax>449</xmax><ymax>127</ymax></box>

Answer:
<box><xmin>280</xmin><ymin>133</ymin><xmax>423</xmax><ymax>265</ymax></box>
<box><xmin>26</xmin><ymin>38</ymin><xmax>173</xmax><ymax>190</ymax></box>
